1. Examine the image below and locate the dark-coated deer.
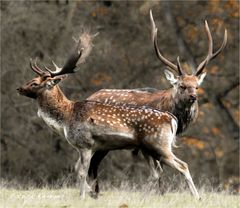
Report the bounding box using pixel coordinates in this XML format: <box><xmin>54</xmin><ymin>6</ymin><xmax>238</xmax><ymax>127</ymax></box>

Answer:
<box><xmin>17</xmin><ymin>32</ymin><xmax>200</xmax><ymax>199</ymax></box>
<box><xmin>86</xmin><ymin>10</ymin><xmax>227</xmax><ymax>196</ymax></box>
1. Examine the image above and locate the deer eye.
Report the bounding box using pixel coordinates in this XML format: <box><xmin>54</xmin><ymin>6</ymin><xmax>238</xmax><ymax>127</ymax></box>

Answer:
<box><xmin>180</xmin><ymin>85</ymin><xmax>186</xmax><ymax>90</ymax></box>
<box><xmin>196</xmin><ymin>87</ymin><xmax>199</xmax><ymax>90</ymax></box>
<box><xmin>30</xmin><ymin>83</ymin><xmax>38</xmax><ymax>87</ymax></box>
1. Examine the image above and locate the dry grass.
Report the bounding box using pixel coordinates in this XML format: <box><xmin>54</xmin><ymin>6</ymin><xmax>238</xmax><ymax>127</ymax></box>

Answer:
<box><xmin>1</xmin><ymin>187</ymin><xmax>239</xmax><ymax>208</ymax></box>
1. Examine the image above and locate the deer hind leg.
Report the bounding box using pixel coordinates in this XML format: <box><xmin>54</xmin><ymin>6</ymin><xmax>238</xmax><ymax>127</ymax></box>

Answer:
<box><xmin>150</xmin><ymin>157</ymin><xmax>165</xmax><ymax>195</ymax></box>
<box><xmin>157</xmin><ymin>160</ymin><xmax>165</xmax><ymax>194</ymax></box>
<box><xmin>75</xmin><ymin>157</ymin><xmax>81</xmax><ymax>173</ymax></box>
<box><xmin>77</xmin><ymin>149</ymin><xmax>92</xmax><ymax>199</ymax></box>
<box><xmin>162</xmin><ymin>153</ymin><xmax>200</xmax><ymax>200</ymax></box>
<box><xmin>142</xmin><ymin>149</ymin><xmax>164</xmax><ymax>186</ymax></box>
<box><xmin>173</xmin><ymin>156</ymin><xmax>200</xmax><ymax>199</ymax></box>
<box><xmin>142</xmin><ymin>150</ymin><xmax>162</xmax><ymax>180</ymax></box>
<box><xmin>140</xmin><ymin>145</ymin><xmax>165</xmax><ymax>194</ymax></box>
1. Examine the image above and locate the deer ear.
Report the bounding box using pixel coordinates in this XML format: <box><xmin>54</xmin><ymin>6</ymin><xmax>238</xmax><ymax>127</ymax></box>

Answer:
<box><xmin>197</xmin><ymin>72</ymin><xmax>206</xmax><ymax>85</ymax></box>
<box><xmin>45</xmin><ymin>76</ymin><xmax>67</xmax><ymax>89</ymax></box>
<box><xmin>52</xmin><ymin>78</ymin><xmax>61</xmax><ymax>85</ymax></box>
<box><xmin>46</xmin><ymin>79</ymin><xmax>60</xmax><ymax>89</ymax></box>
<box><xmin>164</xmin><ymin>69</ymin><xmax>178</xmax><ymax>85</ymax></box>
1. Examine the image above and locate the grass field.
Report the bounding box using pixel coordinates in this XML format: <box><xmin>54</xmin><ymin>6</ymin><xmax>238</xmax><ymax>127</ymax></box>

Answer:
<box><xmin>1</xmin><ymin>187</ymin><xmax>239</xmax><ymax>208</ymax></box>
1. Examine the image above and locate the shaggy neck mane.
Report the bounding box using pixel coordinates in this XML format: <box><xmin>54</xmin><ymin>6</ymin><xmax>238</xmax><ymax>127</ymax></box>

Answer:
<box><xmin>37</xmin><ymin>86</ymin><xmax>73</xmax><ymax>121</ymax></box>
<box><xmin>158</xmin><ymin>87</ymin><xmax>198</xmax><ymax>134</ymax></box>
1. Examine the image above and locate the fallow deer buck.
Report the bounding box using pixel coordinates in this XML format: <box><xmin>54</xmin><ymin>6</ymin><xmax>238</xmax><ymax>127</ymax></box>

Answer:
<box><xmin>86</xmin><ymin>10</ymin><xmax>227</xmax><ymax>196</ymax></box>
<box><xmin>17</xmin><ymin>32</ymin><xmax>201</xmax><ymax>199</ymax></box>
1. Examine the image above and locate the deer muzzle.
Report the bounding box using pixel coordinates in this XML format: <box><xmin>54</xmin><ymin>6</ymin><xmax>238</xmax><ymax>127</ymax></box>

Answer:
<box><xmin>16</xmin><ymin>87</ymin><xmax>37</xmax><ymax>99</ymax></box>
<box><xmin>189</xmin><ymin>94</ymin><xmax>197</xmax><ymax>102</ymax></box>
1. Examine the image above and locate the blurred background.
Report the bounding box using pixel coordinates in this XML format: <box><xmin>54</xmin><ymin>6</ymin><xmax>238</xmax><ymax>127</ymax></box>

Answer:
<box><xmin>1</xmin><ymin>0</ymin><xmax>239</xmax><ymax>193</ymax></box>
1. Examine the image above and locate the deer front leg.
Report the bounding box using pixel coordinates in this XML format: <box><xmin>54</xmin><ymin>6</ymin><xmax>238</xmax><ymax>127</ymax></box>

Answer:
<box><xmin>77</xmin><ymin>149</ymin><xmax>92</xmax><ymax>199</ymax></box>
<box><xmin>88</xmin><ymin>150</ymin><xmax>109</xmax><ymax>198</ymax></box>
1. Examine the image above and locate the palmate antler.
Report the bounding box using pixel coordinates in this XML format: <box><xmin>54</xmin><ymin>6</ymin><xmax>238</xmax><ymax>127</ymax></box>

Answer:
<box><xmin>150</xmin><ymin>10</ymin><xmax>227</xmax><ymax>76</ymax></box>
<box><xmin>30</xmin><ymin>32</ymin><xmax>94</xmax><ymax>77</ymax></box>
<box><xmin>44</xmin><ymin>41</ymin><xmax>84</xmax><ymax>77</ymax></box>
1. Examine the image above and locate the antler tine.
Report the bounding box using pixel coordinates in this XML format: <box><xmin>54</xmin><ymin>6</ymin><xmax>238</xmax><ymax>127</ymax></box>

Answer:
<box><xmin>44</xmin><ymin>65</ymin><xmax>53</xmax><ymax>74</ymax></box>
<box><xmin>150</xmin><ymin>9</ymin><xmax>157</xmax><ymax>43</ymax></box>
<box><xmin>52</xmin><ymin>60</ymin><xmax>62</xmax><ymax>72</ymax></box>
<box><xmin>211</xmin><ymin>29</ymin><xmax>227</xmax><ymax>59</ymax></box>
<box><xmin>29</xmin><ymin>58</ymin><xmax>44</xmax><ymax>76</ymax></box>
<box><xmin>43</xmin><ymin>60</ymin><xmax>62</xmax><ymax>74</ymax></box>
<box><xmin>195</xmin><ymin>21</ymin><xmax>213</xmax><ymax>74</ymax></box>
<box><xmin>150</xmin><ymin>10</ymin><xmax>180</xmax><ymax>74</ymax></box>
<box><xmin>204</xmin><ymin>20</ymin><xmax>213</xmax><ymax>57</ymax></box>
<box><xmin>177</xmin><ymin>56</ymin><xmax>185</xmax><ymax>75</ymax></box>
<box><xmin>34</xmin><ymin>59</ymin><xmax>44</xmax><ymax>72</ymax></box>
<box><xmin>196</xmin><ymin>21</ymin><xmax>227</xmax><ymax>76</ymax></box>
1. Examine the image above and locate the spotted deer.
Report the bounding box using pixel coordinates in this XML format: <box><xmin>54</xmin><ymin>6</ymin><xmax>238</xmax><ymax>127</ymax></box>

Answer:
<box><xmin>86</xmin><ymin>10</ymin><xmax>227</xmax><ymax>195</ymax></box>
<box><xmin>17</xmin><ymin>32</ymin><xmax>201</xmax><ymax>199</ymax></box>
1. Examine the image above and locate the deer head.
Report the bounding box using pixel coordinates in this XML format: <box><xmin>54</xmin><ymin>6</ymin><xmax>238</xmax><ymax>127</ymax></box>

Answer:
<box><xmin>150</xmin><ymin>10</ymin><xmax>227</xmax><ymax>104</ymax></box>
<box><xmin>17</xmin><ymin>32</ymin><xmax>93</xmax><ymax>99</ymax></box>
<box><xmin>17</xmin><ymin>61</ymin><xmax>68</xmax><ymax>99</ymax></box>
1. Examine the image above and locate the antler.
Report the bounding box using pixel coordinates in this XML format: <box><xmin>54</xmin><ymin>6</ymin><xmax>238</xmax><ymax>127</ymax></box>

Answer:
<box><xmin>30</xmin><ymin>41</ymin><xmax>83</xmax><ymax>77</ymax></box>
<box><xmin>30</xmin><ymin>58</ymin><xmax>46</xmax><ymax>76</ymax></box>
<box><xmin>150</xmin><ymin>10</ymin><xmax>185</xmax><ymax>76</ymax></box>
<box><xmin>176</xmin><ymin>56</ymin><xmax>185</xmax><ymax>75</ymax></box>
<box><xmin>150</xmin><ymin>10</ymin><xmax>227</xmax><ymax>76</ymax></box>
<box><xmin>44</xmin><ymin>39</ymin><xmax>84</xmax><ymax>77</ymax></box>
<box><xmin>195</xmin><ymin>21</ymin><xmax>227</xmax><ymax>76</ymax></box>
<box><xmin>44</xmin><ymin>32</ymin><xmax>94</xmax><ymax>77</ymax></box>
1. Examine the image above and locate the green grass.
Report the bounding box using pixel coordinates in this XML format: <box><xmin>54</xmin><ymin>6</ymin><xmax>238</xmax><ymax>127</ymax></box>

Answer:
<box><xmin>1</xmin><ymin>188</ymin><xmax>239</xmax><ymax>208</ymax></box>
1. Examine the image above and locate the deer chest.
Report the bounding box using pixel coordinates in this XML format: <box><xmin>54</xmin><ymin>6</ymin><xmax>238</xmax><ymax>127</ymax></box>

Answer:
<box><xmin>37</xmin><ymin>109</ymin><xmax>65</xmax><ymax>138</ymax></box>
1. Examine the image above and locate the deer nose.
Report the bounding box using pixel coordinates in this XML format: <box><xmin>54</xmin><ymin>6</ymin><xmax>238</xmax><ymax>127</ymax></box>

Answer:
<box><xmin>16</xmin><ymin>88</ymin><xmax>22</xmax><ymax>92</ymax></box>
<box><xmin>189</xmin><ymin>94</ymin><xmax>197</xmax><ymax>101</ymax></box>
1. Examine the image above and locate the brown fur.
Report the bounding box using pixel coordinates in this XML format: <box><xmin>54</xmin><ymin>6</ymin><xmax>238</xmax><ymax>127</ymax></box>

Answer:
<box><xmin>87</xmin><ymin>87</ymin><xmax>198</xmax><ymax>134</ymax></box>
<box><xmin>37</xmin><ymin>86</ymin><xmax>73</xmax><ymax>121</ymax></box>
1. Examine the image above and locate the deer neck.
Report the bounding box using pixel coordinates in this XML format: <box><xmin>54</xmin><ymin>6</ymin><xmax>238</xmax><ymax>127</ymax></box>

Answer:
<box><xmin>37</xmin><ymin>86</ymin><xmax>73</xmax><ymax>134</ymax></box>
<box><xmin>168</xmin><ymin>87</ymin><xmax>198</xmax><ymax>134</ymax></box>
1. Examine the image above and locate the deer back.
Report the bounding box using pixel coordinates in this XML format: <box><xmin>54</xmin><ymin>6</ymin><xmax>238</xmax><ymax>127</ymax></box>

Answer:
<box><xmin>66</xmin><ymin>100</ymin><xmax>177</xmax><ymax>151</ymax></box>
<box><xmin>87</xmin><ymin>88</ymin><xmax>195</xmax><ymax>134</ymax></box>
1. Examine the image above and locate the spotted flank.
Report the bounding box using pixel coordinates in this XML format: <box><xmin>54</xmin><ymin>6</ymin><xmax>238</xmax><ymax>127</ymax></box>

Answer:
<box><xmin>86</xmin><ymin>101</ymin><xmax>177</xmax><ymax>135</ymax></box>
